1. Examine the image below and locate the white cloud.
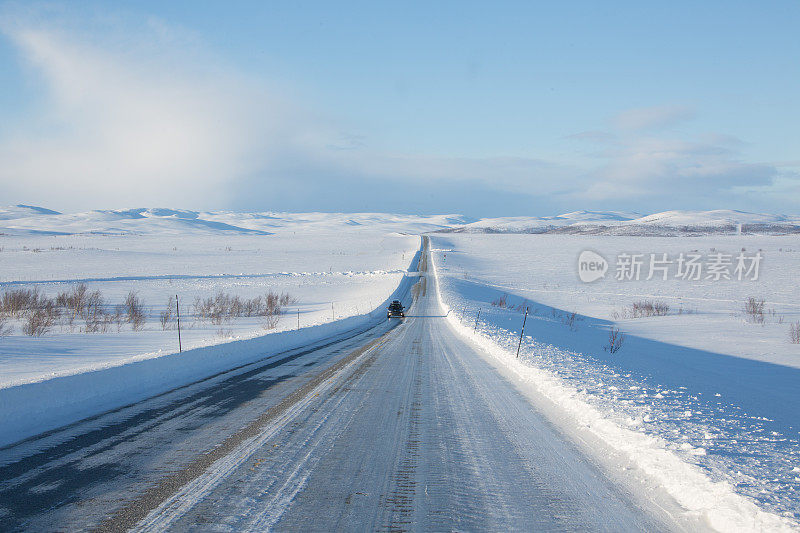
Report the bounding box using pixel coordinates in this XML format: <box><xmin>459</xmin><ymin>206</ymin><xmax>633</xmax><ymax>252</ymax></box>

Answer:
<box><xmin>613</xmin><ymin>104</ymin><xmax>695</xmax><ymax>132</ymax></box>
<box><xmin>579</xmin><ymin>136</ymin><xmax>777</xmax><ymax>202</ymax></box>
<box><xmin>566</xmin><ymin>109</ymin><xmax>784</xmax><ymax>206</ymax></box>
<box><xmin>0</xmin><ymin>9</ymin><xmax>312</xmax><ymax>210</ymax></box>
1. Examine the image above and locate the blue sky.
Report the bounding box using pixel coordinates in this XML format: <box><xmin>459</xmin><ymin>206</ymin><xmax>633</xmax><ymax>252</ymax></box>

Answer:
<box><xmin>0</xmin><ymin>1</ymin><xmax>797</xmax><ymax>216</ymax></box>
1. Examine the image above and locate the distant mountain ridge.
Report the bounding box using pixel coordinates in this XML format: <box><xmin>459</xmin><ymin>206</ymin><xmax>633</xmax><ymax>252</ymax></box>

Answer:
<box><xmin>0</xmin><ymin>204</ymin><xmax>62</xmax><ymax>221</ymax></box>
<box><xmin>1</xmin><ymin>206</ymin><xmax>798</xmax><ymax>236</ymax></box>
<box><xmin>441</xmin><ymin>209</ymin><xmax>800</xmax><ymax>235</ymax></box>
<box><xmin>0</xmin><ymin>206</ymin><xmax>475</xmax><ymax>236</ymax></box>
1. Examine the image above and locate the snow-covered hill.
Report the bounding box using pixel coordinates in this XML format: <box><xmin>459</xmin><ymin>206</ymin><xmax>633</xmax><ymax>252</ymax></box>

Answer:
<box><xmin>632</xmin><ymin>209</ymin><xmax>800</xmax><ymax>227</ymax></box>
<box><xmin>3</xmin><ymin>205</ymin><xmax>799</xmax><ymax>236</ymax></box>
<box><xmin>450</xmin><ymin>211</ymin><xmax>640</xmax><ymax>233</ymax></box>
<box><xmin>442</xmin><ymin>209</ymin><xmax>800</xmax><ymax>235</ymax></box>
<box><xmin>0</xmin><ymin>206</ymin><xmax>474</xmax><ymax>236</ymax></box>
<box><xmin>0</xmin><ymin>204</ymin><xmax>61</xmax><ymax>221</ymax></box>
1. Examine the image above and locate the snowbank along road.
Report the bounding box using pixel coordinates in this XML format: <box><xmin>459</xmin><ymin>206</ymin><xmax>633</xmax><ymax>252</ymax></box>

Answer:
<box><xmin>0</xmin><ymin>237</ymin><xmax>674</xmax><ymax>531</ymax></box>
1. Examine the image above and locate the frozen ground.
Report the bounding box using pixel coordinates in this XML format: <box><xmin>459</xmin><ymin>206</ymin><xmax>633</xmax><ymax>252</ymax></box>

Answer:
<box><xmin>431</xmin><ymin>233</ymin><xmax>800</xmax><ymax>524</ymax></box>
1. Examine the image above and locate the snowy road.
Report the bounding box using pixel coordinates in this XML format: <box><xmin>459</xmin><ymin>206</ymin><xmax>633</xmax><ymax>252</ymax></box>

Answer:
<box><xmin>0</xmin><ymin>243</ymin><xmax>670</xmax><ymax>531</ymax></box>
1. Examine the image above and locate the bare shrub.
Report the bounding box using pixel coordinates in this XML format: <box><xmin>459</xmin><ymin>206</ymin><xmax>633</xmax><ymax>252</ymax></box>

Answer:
<box><xmin>194</xmin><ymin>292</ymin><xmax>242</xmax><ymax>323</ymax></box>
<box><xmin>744</xmin><ymin>297</ymin><xmax>765</xmax><ymax>324</ymax></box>
<box><xmin>1</xmin><ymin>288</ymin><xmax>43</xmax><ymax>317</ymax></box>
<box><xmin>513</xmin><ymin>301</ymin><xmax>529</xmax><ymax>313</ymax></box>
<box><xmin>265</xmin><ymin>292</ymin><xmax>280</xmax><ymax>315</ymax></box>
<box><xmin>629</xmin><ymin>300</ymin><xmax>670</xmax><ymax>318</ymax></box>
<box><xmin>160</xmin><ymin>296</ymin><xmax>175</xmax><ymax>330</ymax></box>
<box><xmin>791</xmin><ymin>322</ymin><xmax>800</xmax><ymax>344</ymax></box>
<box><xmin>56</xmin><ymin>284</ymin><xmax>88</xmax><ymax>322</ymax></box>
<box><xmin>491</xmin><ymin>294</ymin><xmax>509</xmax><ymax>308</ymax></box>
<box><xmin>562</xmin><ymin>310</ymin><xmax>578</xmax><ymax>330</ymax></box>
<box><xmin>124</xmin><ymin>291</ymin><xmax>146</xmax><ymax>331</ymax></box>
<box><xmin>0</xmin><ymin>284</ymin><xmax>143</xmax><ymax>336</ymax></box>
<box><xmin>114</xmin><ymin>304</ymin><xmax>125</xmax><ymax>332</ymax></box>
<box><xmin>604</xmin><ymin>326</ymin><xmax>625</xmax><ymax>354</ymax></box>
<box><xmin>192</xmin><ymin>290</ymin><xmax>290</xmax><ymax>327</ymax></box>
<box><xmin>23</xmin><ymin>308</ymin><xmax>55</xmax><ymax>336</ymax></box>
<box><xmin>243</xmin><ymin>296</ymin><xmax>262</xmax><ymax>317</ymax></box>
<box><xmin>653</xmin><ymin>301</ymin><xmax>670</xmax><ymax>316</ymax></box>
<box><xmin>263</xmin><ymin>313</ymin><xmax>280</xmax><ymax>330</ymax></box>
<box><xmin>84</xmin><ymin>289</ymin><xmax>109</xmax><ymax>333</ymax></box>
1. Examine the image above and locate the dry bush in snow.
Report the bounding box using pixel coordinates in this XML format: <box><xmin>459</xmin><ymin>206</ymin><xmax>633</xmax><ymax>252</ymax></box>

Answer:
<box><xmin>84</xmin><ymin>289</ymin><xmax>111</xmax><ymax>333</ymax></box>
<box><xmin>604</xmin><ymin>326</ymin><xmax>625</xmax><ymax>354</ymax></box>
<box><xmin>124</xmin><ymin>291</ymin><xmax>147</xmax><ymax>331</ymax></box>
<box><xmin>629</xmin><ymin>300</ymin><xmax>670</xmax><ymax>318</ymax></box>
<box><xmin>160</xmin><ymin>296</ymin><xmax>175</xmax><ymax>330</ymax></box>
<box><xmin>190</xmin><ymin>290</ymin><xmax>289</xmax><ymax>330</ymax></box>
<box><xmin>1</xmin><ymin>284</ymin><xmax>153</xmax><ymax>336</ymax></box>
<box><xmin>23</xmin><ymin>307</ymin><xmax>56</xmax><ymax>336</ymax></box>
<box><xmin>1</xmin><ymin>288</ymin><xmax>43</xmax><ymax>317</ymax></box>
<box><xmin>491</xmin><ymin>294</ymin><xmax>509</xmax><ymax>308</ymax></box>
<box><xmin>193</xmin><ymin>291</ymin><xmax>291</xmax><ymax>324</ymax></box>
<box><xmin>263</xmin><ymin>313</ymin><xmax>280</xmax><ymax>330</ymax></box>
<box><xmin>56</xmin><ymin>284</ymin><xmax>88</xmax><ymax>323</ymax></box>
<box><xmin>791</xmin><ymin>322</ymin><xmax>800</xmax><ymax>344</ymax></box>
<box><xmin>744</xmin><ymin>297</ymin><xmax>765</xmax><ymax>324</ymax></box>
<box><xmin>562</xmin><ymin>310</ymin><xmax>578</xmax><ymax>330</ymax></box>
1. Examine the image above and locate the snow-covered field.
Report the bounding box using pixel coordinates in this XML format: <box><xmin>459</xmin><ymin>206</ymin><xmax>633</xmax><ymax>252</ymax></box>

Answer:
<box><xmin>3</xmin><ymin>204</ymin><xmax>800</xmax><ymax>526</ymax></box>
<box><xmin>0</xmin><ymin>206</ymin><xmax>440</xmax><ymax>387</ymax></box>
<box><xmin>447</xmin><ymin>209</ymin><xmax>800</xmax><ymax>235</ymax></box>
<box><xmin>434</xmin><ymin>234</ymin><xmax>800</xmax><ymax>367</ymax></box>
<box><xmin>431</xmin><ymin>233</ymin><xmax>800</xmax><ymax>524</ymax></box>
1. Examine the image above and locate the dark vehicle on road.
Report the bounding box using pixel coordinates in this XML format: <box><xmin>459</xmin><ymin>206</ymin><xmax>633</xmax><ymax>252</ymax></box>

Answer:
<box><xmin>387</xmin><ymin>300</ymin><xmax>405</xmax><ymax>318</ymax></box>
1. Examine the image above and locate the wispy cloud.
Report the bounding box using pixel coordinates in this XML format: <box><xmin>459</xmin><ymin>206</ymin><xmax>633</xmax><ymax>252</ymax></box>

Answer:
<box><xmin>0</xmin><ymin>7</ymin><xmax>316</xmax><ymax>209</ymax></box>
<box><xmin>566</xmin><ymin>107</ymin><xmax>790</xmax><ymax>210</ymax></box>
<box><xmin>581</xmin><ymin>136</ymin><xmax>776</xmax><ymax>201</ymax></box>
<box><xmin>613</xmin><ymin>104</ymin><xmax>695</xmax><ymax>132</ymax></box>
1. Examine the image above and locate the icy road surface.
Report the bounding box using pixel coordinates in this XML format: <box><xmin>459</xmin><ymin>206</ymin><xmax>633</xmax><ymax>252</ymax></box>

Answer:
<box><xmin>0</xmin><ymin>245</ymin><xmax>669</xmax><ymax>531</ymax></box>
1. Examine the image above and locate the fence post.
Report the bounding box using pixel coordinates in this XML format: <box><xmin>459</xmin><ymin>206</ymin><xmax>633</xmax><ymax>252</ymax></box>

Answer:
<box><xmin>516</xmin><ymin>307</ymin><xmax>529</xmax><ymax>358</ymax></box>
<box><xmin>176</xmin><ymin>294</ymin><xmax>182</xmax><ymax>353</ymax></box>
<box><xmin>297</xmin><ymin>309</ymin><xmax>300</xmax><ymax>330</ymax></box>
<box><xmin>331</xmin><ymin>302</ymin><xmax>335</xmax><ymax>321</ymax></box>
<box><xmin>474</xmin><ymin>308</ymin><xmax>481</xmax><ymax>332</ymax></box>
